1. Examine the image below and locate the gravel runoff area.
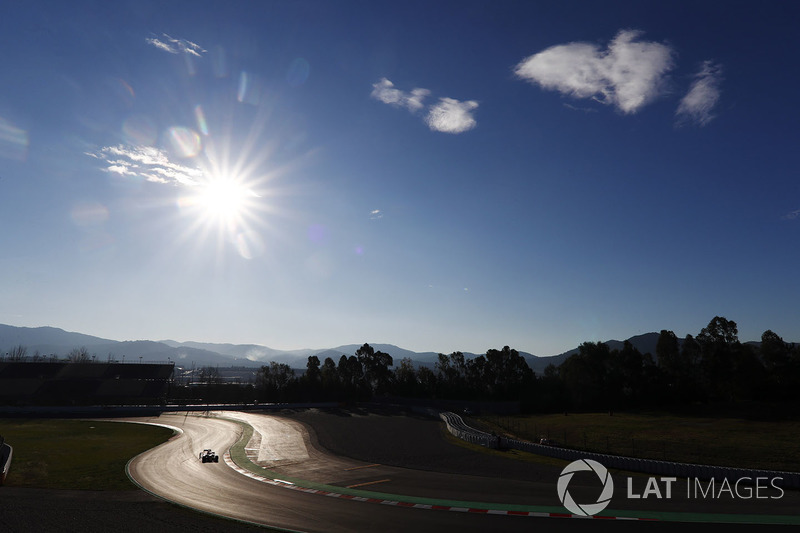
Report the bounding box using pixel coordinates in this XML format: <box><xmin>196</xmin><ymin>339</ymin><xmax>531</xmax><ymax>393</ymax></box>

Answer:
<box><xmin>0</xmin><ymin>406</ymin><xmax>553</xmax><ymax>532</ymax></box>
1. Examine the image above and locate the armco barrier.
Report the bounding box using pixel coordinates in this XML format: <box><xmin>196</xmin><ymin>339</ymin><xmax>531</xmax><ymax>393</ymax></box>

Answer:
<box><xmin>1</xmin><ymin>442</ymin><xmax>12</xmax><ymax>486</ymax></box>
<box><xmin>439</xmin><ymin>412</ymin><xmax>499</xmax><ymax>449</ymax></box>
<box><xmin>440</xmin><ymin>412</ymin><xmax>800</xmax><ymax>489</ymax></box>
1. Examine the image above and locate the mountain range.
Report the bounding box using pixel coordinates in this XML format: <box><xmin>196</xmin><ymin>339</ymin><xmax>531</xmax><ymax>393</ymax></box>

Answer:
<box><xmin>0</xmin><ymin>324</ymin><xmax>755</xmax><ymax>374</ymax></box>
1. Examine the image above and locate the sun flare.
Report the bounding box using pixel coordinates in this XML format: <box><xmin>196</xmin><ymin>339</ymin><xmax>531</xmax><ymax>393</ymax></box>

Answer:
<box><xmin>178</xmin><ymin>170</ymin><xmax>264</xmax><ymax>241</ymax></box>
<box><xmin>198</xmin><ymin>177</ymin><xmax>251</xmax><ymax>220</ymax></box>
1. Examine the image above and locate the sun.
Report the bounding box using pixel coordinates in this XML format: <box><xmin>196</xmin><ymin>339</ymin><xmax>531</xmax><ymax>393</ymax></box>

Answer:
<box><xmin>178</xmin><ymin>170</ymin><xmax>263</xmax><ymax>245</ymax></box>
<box><xmin>197</xmin><ymin>176</ymin><xmax>251</xmax><ymax>221</ymax></box>
<box><xmin>172</xmin><ymin>127</ymin><xmax>276</xmax><ymax>259</ymax></box>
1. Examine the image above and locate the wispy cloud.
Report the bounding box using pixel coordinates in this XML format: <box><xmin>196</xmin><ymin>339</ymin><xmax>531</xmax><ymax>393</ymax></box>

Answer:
<box><xmin>370</xmin><ymin>209</ymin><xmax>383</xmax><ymax>220</ymax></box>
<box><xmin>370</xmin><ymin>78</ymin><xmax>430</xmax><ymax>112</ymax></box>
<box><xmin>88</xmin><ymin>145</ymin><xmax>203</xmax><ymax>186</ymax></box>
<box><xmin>426</xmin><ymin>98</ymin><xmax>479</xmax><ymax>134</ymax></box>
<box><xmin>563</xmin><ymin>103</ymin><xmax>598</xmax><ymax>113</ymax></box>
<box><xmin>371</xmin><ymin>78</ymin><xmax>478</xmax><ymax>134</ymax></box>
<box><xmin>146</xmin><ymin>33</ymin><xmax>206</xmax><ymax>57</ymax></box>
<box><xmin>676</xmin><ymin>61</ymin><xmax>722</xmax><ymax>127</ymax></box>
<box><xmin>514</xmin><ymin>29</ymin><xmax>675</xmax><ymax>114</ymax></box>
<box><xmin>781</xmin><ymin>209</ymin><xmax>800</xmax><ymax>221</ymax></box>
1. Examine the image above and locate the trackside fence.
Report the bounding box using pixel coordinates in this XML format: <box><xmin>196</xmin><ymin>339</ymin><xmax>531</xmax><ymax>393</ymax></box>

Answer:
<box><xmin>440</xmin><ymin>412</ymin><xmax>800</xmax><ymax>489</ymax></box>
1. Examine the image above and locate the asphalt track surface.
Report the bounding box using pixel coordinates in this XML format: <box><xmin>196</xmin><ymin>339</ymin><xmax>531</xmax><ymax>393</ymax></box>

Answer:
<box><xmin>123</xmin><ymin>409</ymin><xmax>800</xmax><ymax>532</ymax></box>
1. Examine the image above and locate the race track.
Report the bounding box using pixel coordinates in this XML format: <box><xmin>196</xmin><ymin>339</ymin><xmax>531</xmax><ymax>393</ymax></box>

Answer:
<box><xmin>127</xmin><ymin>411</ymin><xmax>545</xmax><ymax>532</ymax></box>
<box><xmin>126</xmin><ymin>411</ymin><xmax>799</xmax><ymax>532</ymax></box>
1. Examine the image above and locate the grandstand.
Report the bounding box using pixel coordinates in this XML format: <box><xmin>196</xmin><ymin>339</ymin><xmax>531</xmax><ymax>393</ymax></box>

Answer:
<box><xmin>0</xmin><ymin>362</ymin><xmax>174</xmax><ymax>405</ymax></box>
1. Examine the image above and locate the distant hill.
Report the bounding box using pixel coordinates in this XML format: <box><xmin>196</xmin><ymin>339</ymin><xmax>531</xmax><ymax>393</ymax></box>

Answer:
<box><xmin>161</xmin><ymin>340</ymin><xmax>317</xmax><ymax>367</ymax></box>
<box><xmin>161</xmin><ymin>340</ymin><xmax>316</xmax><ymax>361</ymax></box>
<box><xmin>524</xmin><ymin>332</ymin><xmax>664</xmax><ymax>373</ymax></box>
<box><xmin>3</xmin><ymin>323</ymin><xmax>784</xmax><ymax>374</ymax></box>
<box><xmin>0</xmin><ymin>324</ymin><xmax>115</xmax><ymax>357</ymax></box>
<box><xmin>312</xmin><ymin>344</ymin><xmax>440</xmax><ymax>365</ymax></box>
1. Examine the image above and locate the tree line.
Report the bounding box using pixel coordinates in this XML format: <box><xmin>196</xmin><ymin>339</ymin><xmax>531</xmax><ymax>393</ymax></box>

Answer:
<box><xmin>1</xmin><ymin>345</ymin><xmax>98</xmax><ymax>363</ymax></box>
<box><xmin>253</xmin><ymin>343</ymin><xmax>535</xmax><ymax>403</ymax></box>
<box><xmin>245</xmin><ymin>317</ymin><xmax>800</xmax><ymax>413</ymax></box>
<box><xmin>550</xmin><ymin>316</ymin><xmax>800</xmax><ymax>412</ymax></box>
<box><xmin>5</xmin><ymin>316</ymin><xmax>799</xmax><ymax>413</ymax></box>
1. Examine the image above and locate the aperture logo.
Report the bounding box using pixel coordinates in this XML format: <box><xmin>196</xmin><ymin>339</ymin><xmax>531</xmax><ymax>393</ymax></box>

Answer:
<box><xmin>557</xmin><ymin>459</ymin><xmax>614</xmax><ymax>516</ymax></box>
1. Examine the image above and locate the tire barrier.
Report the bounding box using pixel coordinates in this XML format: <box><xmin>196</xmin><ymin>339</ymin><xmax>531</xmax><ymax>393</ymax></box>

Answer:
<box><xmin>440</xmin><ymin>412</ymin><xmax>800</xmax><ymax>489</ymax></box>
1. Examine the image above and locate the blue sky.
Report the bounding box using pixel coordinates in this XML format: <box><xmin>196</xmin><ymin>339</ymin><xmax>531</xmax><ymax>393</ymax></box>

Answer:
<box><xmin>1</xmin><ymin>1</ymin><xmax>798</xmax><ymax>356</ymax></box>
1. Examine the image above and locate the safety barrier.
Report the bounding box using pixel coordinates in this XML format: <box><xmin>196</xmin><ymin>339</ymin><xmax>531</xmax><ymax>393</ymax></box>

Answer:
<box><xmin>440</xmin><ymin>412</ymin><xmax>800</xmax><ymax>489</ymax></box>
<box><xmin>440</xmin><ymin>411</ymin><xmax>500</xmax><ymax>449</ymax></box>
<box><xmin>1</xmin><ymin>442</ymin><xmax>12</xmax><ymax>486</ymax></box>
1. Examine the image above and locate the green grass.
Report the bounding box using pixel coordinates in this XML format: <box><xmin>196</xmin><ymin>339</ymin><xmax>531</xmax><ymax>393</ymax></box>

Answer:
<box><xmin>0</xmin><ymin>419</ymin><xmax>174</xmax><ymax>490</ymax></box>
<box><xmin>440</xmin><ymin>426</ymin><xmax>570</xmax><ymax>468</ymax></box>
<box><xmin>477</xmin><ymin>412</ymin><xmax>800</xmax><ymax>472</ymax></box>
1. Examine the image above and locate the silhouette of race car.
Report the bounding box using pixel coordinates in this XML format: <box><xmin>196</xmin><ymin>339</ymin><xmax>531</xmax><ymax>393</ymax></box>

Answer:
<box><xmin>199</xmin><ymin>449</ymin><xmax>219</xmax><ymax>463</ymax></box>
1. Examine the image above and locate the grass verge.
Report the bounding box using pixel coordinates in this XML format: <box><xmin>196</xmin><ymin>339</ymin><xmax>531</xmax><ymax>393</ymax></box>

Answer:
<box><xmin>0</xmin><ymin>419</ymin><xmax>174</xmax><ymax>490</ymax></box>
<box><xmin>439</xmin><ymin>425</ymin><xmax>570</xmax><ymax>468</ymax></box>
<box><xmin>477</xmin><ymin>412</ymin><xmax>800</xmax><ymax>471</ymax></box>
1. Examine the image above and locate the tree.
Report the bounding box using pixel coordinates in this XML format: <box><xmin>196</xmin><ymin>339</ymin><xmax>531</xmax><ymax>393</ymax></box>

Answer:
<box><xmin>656</xmin><ymin>330</ymin><xmax>693</xmax><ymax>404</ymax></box>
<box><xmin>484</xmin><ymin>346</ymin><xmax>533</xmax><ymax>400</ymax></box>
<box><xmin>696</xmin><ymin>317</ymin><xmax>740</xmax><ymax>400</ymax></box>
<box><xmin>67</xmin><ymin>347</ymin><xmax>91</xmax><ymax>363</ymax></box>
<box><xmin>559</xmin><ymin>342</ymin><xmax>610</xmax><ymax>410</ymax></box>
<box><xmin>416</xmin><ymin>366</ymin><xmax>438</xmax><ymax>398</ymax></box>
<box><xmin>656</xmin><ymin>330</ymin><xmax>680</xmax><ymax>375</ymax></box>
<box><xmin>338</xmin><ymin>355</ymin><xmax>366</xmax><ymax>399</ymax></box>
<box><xmin>729</xmin><ymin>343</ymin><xmax>765</xmax><ymax>401</ymax></box>
<box><xmin>305</xmin><ymin>356</ymin><xmax>321</xmax><ymax>382</ymax></box>
<box><xmin>393</xmin><ymin>358</ymin><xmax>419</xmax><ymax>397</ymax></box>
<box><xmin>465</xmin><ymin>355</ymin><xmax>487</xmax><ymax>397</ymax></box>
<box><xmin>760</xmin><ymin>330</ymin><xmax>794</xmax><ymax>400</ymax></box>
<box><xmin>7</xmin><ymin>345</ymin><xmax>27</xmax><ymax>361</ymax></box>
<box><xmin>300</xmin><ymin>356</ymin><xmax>322</xmax><ymax>400</ymax></box>
<box><xmin>356</xmin><ymin>343</ymin><xmax>394</xmax><ymax>395</ymax></box>
<box><xmin>435</xmin><ymin>352</ymin><xmax>467</xmax><ymax>398</ymax></box>
<box><xmin>760</xmin><ymin>330</ymin><xmax>790</xmax><ymax>371</ymax></box>
<box><xmin>535</xmin><ymin>364</ymin><xmax>568</xmax><ymax>412</ymax></box>
<box><xmin>256</xmin><ymin>362</ymin><xmax>295</xmax><ymax>401</ymax></box>
<box><xmin>197</xmin><ymin>366</ymin><xmax>222</xmax><ymax>385</ymax></box>
<box><xmin>678</xmin><ymin>334</ymin><xmax>703</xmax><ymax>402</ymax></box>
<box><xmin>697</xmin><ymin>316</ymin><xmax>739</xmax><ymax>345</ymax></box>
<box><xmin>320</xmin><ymin>357</ymin><xmax>340</xmax><ymax>397</ymax></box>
<box><xmin>606</xmin><ymin>341</ymin><xmax>647</xmax><ymax>408</ymax></box>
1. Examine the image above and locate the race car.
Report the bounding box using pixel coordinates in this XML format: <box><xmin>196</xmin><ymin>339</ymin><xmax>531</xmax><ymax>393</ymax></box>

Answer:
<box><xmin>199</xmin><ymin>449</ymin><xmax>219</xmax><ymax>463</ymax></box>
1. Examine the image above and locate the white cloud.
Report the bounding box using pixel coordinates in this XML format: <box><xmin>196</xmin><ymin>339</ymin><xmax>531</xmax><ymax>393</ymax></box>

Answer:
<box><xmin>676</xmin><ymin>61</ymin><xmax>722</xmax><ymax>127</ymax></box>
<box><xmin>146</xmin><ymin>33</ymin><xmax>206</xmax><ymax>57</ymax></box>
<box><xmin>371</xmin><ymin>78</ymin><xmax>478</xmax><ymax>134</ymax></box>
<box><xmin>425</xmin><ymin>98</ymin><xmax>479</xmax><ymax>134</ymax></box>
<box><xmin>514</xmin><ymin>29</ymin><xmax>675</xmax><ymax>114</ymax></box>
<box><xmin>145</xmin><ymin>38</ymin><xmax>175</xmax><ymax>54</ymax></box>
<box><xmin>370</xmin><ymin>78</ymin><xmax>430</xmax><ymax>112</ymax></box>
<box><xmin>90</xmin><ymin>145</ymin><xmax>203</xmax><ymax>187</ymax></box>
<box><xmin>106</xmin><ymin>164</ymin><xmax>136</xmax><ymax>176</ymax></box>
<box><xmin>370</xmin><ymin>209</ymin><xmax>383</xmax><ymax>219</ymax></box>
